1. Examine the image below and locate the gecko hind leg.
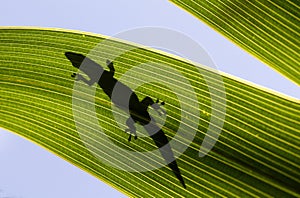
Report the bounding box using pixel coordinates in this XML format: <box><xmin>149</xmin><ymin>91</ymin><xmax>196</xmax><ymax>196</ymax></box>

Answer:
<box><xmin>125</xmin><ymin>117</ymin><xmax>137</xmax><ymax>142</ymax></box>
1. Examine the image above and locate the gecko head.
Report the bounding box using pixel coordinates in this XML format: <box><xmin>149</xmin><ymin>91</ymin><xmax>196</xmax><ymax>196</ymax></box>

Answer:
<box><xmin>65</xmin><ymin>52</ymin><xmax>86</xmax><ymax>69</ymax></box>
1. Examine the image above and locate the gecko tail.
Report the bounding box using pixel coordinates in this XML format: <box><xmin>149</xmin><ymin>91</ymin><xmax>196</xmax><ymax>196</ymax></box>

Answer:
<box><xmin>168</xmin><ymin>161</ymin><xmax>186</xmax><ymax>188</ymax></box>
<box><xmin>148</xmin><ymin>127</ymin><xmax>186</xmax><ymax>188</ymax></box>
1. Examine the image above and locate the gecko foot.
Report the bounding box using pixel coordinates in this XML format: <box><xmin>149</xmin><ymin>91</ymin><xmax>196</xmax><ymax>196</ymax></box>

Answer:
<box><xmin>106</xmin><ymin>59</ymin><xmax>112</xmax><ymax>65</ymax></box>
<box><xmin>71</xmin><ymin>73</ymin><xmax>77</xmax><ymax>78</ymax></box>
<box><xmin>152</xmin><ymin>99</ymin><xmax>166</xmax><ymax>116</ymax></box>
<box><xmin>125</xmin><ymin>128</ymin><xmax>137</xmax><ymax>142</ymax></box>
<box><xmin>128</xmin><ymin>134</ymin><xmax>132</xmax><ymax>142</ymax></box>
<box><xmin>125</xmin><ymin>117</ymin><xmax>137</xmax><ymax>142</ymax></box>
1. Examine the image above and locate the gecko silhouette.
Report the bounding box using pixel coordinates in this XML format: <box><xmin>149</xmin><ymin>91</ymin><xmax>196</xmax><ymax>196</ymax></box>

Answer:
<box><xmin>65</xmin><ymin>52</ymin><xmax>186</xmax><ymax>188</ymax></box>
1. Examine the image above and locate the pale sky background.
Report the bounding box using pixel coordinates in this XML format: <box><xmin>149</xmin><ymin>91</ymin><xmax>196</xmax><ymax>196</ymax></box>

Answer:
<box><xmin>0</xmin><ymin>0</ymin><xmax>299</xmax><ymax>198</ymax></box>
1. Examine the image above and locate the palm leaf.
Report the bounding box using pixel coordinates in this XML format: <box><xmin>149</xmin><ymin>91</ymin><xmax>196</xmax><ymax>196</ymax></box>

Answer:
<box><xmin>0</xmin><ymin>28</ymin><xmax>299</xmax><ymax>197</ymax></box>
<box><xmin>169</xmin><ymin>0</ymin><xmax>300</xmax><ymax>86</ymax></box>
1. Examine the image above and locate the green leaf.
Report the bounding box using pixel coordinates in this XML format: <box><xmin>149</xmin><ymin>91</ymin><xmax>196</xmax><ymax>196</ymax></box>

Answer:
<box><xmin>169</xmin><ymin>0</ymin><xmax>300</xmax><ymax>86</ymax></box>
<box><xmin>0</xmin><ymin>28</ymin><xmax>299</xmax><ymax>197</ymax></box>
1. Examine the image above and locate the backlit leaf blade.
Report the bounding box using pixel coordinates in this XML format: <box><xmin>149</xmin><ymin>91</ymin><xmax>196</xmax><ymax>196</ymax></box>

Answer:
<box><xmin>169</xmin><ymin>0</ymin><xmax>300</xmax><ymax>86</ymax></box>
<box><xmin>0</xmin><ymin>28</ymin><xmax>299</xmax><ymax>197</ymax></box>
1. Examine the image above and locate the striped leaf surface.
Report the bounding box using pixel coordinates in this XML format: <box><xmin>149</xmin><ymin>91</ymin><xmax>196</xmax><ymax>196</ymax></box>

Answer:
<box><xmin>169</xmin><ymin>0</ymin><xmax>300</xmax><ymax>86</ymax></box>
<box><xmin>0</xmin><ymin>28</ymin><xmax>299</xmax><ymax>197</ymax></box>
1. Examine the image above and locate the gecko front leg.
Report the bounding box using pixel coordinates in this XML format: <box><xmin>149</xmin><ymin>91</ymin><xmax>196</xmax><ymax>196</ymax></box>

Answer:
<box><xmin>71</xmin><ymin>73</ymin><xmax>95</xmax><ymax>86</ymax></box>
<box><xmin>106</xmin><ymin>59</ymin><xmax>115</xmax><ymax>76</ymax></box>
